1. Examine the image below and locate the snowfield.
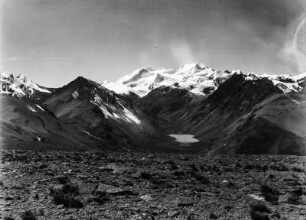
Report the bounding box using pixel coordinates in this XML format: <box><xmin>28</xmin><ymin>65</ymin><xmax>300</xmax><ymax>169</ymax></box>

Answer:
<box><xmin>0</xmin><ymin>72</ymin><xmax>50</xmax><ymax>97</ymax></box>
<box><xmin>102</xmin><ymin>64</ymin><xmax>306</xmax><ymax>96</ymax></box>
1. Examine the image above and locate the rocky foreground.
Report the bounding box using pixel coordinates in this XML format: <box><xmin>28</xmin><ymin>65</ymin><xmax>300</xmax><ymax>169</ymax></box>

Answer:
<box><xmin>0</xmin><ymin>151</ymin><xmax>305</xmax><ymax>220</ymax></box>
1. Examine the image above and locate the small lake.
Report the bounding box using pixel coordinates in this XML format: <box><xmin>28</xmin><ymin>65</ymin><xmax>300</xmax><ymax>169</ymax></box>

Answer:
<box><xmin>169</xmin><ymin>134</ymin><xmax>199</xmax><ymax>145</ymax></box>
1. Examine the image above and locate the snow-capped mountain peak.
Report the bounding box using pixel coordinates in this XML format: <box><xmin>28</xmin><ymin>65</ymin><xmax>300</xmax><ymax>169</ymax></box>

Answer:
<box><xmin>102</xmin><ymin>63</ymin><xmax>235</xmax><ymax>96</ymax></box>
<box><xmin>102</xmin><ymin>64</ymin><xmax>306</xmax><ymax>96</ymax></box>
<box><xmin>0</xmin><ymin>72</ymin><xmax>51</xmax><ymax>97</ymax></box>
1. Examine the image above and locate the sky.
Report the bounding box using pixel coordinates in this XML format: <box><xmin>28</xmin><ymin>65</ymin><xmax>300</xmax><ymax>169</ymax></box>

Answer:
<box><xmin>1</xmin><ymin>0</ymin><xmax>306</xmax><ymax>87</ymax></box>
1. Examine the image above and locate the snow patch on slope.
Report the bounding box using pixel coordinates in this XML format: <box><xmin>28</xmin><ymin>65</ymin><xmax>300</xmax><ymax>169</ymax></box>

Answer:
<box><xmin>72</xmin><ymin>91</ymin><xmax>79</xmax><ymax>99</ymax></box>
<box><xmin>82</xmin><ymin>130</ymin><xmax>103</xmax><ymax>140</ymax></box>
<box><xmin>90</xmin><ymin>94</ymin><xmax>141</xmax><ymax>125</ymax></box>
<box><xmin>122</xmin><ymin>106</ymin><xmax>141</xmax><ymax>125</ymax></box>
<box><xmin>27</xmin><ymin>105</ymin><xmax>37</xmax><ymax>112</ymax></box>
<box><xmin>35</xmin><ymin>104</ymin><xmax>45</xmax><ymax>111</ymax></box>
<box><xmin>26</xmin><ymin>104</ymin><xmax>46</xmax><ymax>113</ymax></box>
<box><xmin>91</xmin><ymin>94</ymin><xmax>113</xmax><ymax>119</ymax></box>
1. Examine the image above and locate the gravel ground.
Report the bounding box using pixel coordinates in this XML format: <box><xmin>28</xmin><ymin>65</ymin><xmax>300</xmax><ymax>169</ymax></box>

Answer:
<box><xmin>0</xmin><ymin>151</ymin><xmax>305</xmax><ymax>220</ymax></box>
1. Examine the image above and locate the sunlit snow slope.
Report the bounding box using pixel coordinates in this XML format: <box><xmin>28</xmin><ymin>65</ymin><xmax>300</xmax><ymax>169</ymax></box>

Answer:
<box><xmin>102</xmin><ymin>64</ymin><xmax>305</xmax><ymax>97</ymax></box>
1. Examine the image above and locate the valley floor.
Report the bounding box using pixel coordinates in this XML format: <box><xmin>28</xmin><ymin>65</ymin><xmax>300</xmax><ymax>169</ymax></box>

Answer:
<box><xmin>0</xmin><ymin>151</ymin><xmax>305</xmax><ymax>220</ymax></box>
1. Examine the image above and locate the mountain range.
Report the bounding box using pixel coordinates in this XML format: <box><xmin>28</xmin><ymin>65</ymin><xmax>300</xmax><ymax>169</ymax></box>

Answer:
<box><xmin>1</xmin><ymin>64</ymin><xmax>306</xmax><ymax>155</ymax></box>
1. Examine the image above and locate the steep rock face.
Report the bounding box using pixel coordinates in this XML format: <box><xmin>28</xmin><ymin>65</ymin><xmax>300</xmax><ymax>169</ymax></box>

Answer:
<box><xmin>180</xmin><ymin>74</ymin><xmax>306</xmax><ymax>155</ymax></box>
<box><xmin>201</xmin><ymin>74</ymin><xmax>282</xmax><ymax>114</ymax></box>
<box><xmin>42</xmin><ymin>76</ymin><xmax>157</xmax><ymax>150</ymax></box>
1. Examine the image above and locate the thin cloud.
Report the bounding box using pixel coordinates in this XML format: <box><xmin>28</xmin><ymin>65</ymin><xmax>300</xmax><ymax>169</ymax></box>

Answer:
<box><xmin>8</xmin><ymin>56</ymin><xmax>18</xmax><ymax>61</ymax></box>
<box><xmin>5</xmin><ymin>56</ymin><xmax>71</xmax><ymax>61</ymax></box>
<box><xmin>170</xmin><ymin>41</ymin><xmax>195</xmax><ymax>65</ymax></box>
<box><xmin>280</xmin><ymin>14</ymin><xmax>306</xmax><ymax>73</ymax></box>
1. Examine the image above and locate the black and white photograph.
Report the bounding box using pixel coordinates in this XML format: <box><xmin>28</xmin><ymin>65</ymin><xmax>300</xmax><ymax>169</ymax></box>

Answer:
<box><xmin>0</xmin><ymin>0</ymin><xmax>306</xmax><ymax>219</ymax></box>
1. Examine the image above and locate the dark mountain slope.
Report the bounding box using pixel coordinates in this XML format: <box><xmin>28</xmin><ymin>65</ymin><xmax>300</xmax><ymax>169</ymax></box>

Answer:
<box><xmin>230</xmin><ymin>92</ymin><xmax>306</xmax><ymax>155</ymax></box>
<box><xmin>179</xmin><ymin>74</ymin><xmax>306</xmax><ymax>155</ymax></box>
<box><xmin>0</xmin><ymin>94</ymin><xmax>105</xmax><ymax>150</ymax></box>
<box><xmin>42</xmin><ymin>77</ymin><xmax>158</xmax><ymax>151</ymax></box>
<box><xmin>135</xmin><ymin>86</ymin><xmax>199</xmax><ymax>121</ymax></box>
